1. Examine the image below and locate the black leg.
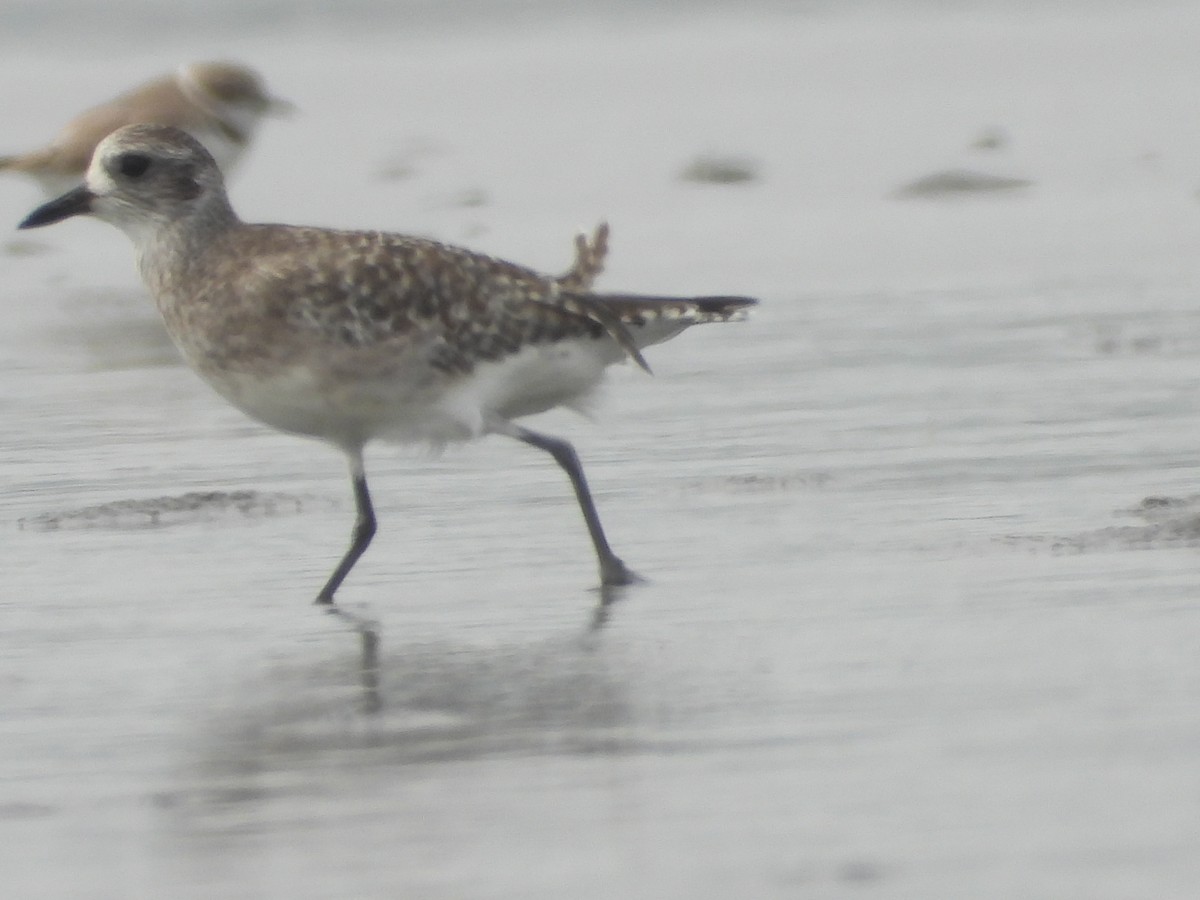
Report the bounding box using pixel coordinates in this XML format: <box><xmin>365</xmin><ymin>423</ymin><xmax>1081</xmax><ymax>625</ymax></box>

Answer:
<box><xmin>510</xmin><ymin>424</ymin><xmax>639</xmax><ymax>586</ymax></box>
<box><xmin>316</xmin><ymin>456</ymin><xmax>377</xmax><ymax>605</ymax></box>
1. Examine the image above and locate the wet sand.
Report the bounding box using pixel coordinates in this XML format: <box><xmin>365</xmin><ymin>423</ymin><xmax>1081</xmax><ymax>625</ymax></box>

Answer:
<box><xmin>2</xmin><ymin>3</ymin><xmax>1200</xmax><ymax>897</ymax></box>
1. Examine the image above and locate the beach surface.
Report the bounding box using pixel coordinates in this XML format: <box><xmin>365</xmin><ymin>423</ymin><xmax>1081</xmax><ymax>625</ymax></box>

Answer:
<box><xmin>2</xmin><ymin>2</ymin><xmax>1200</xmax><ymax>897</ymax></box>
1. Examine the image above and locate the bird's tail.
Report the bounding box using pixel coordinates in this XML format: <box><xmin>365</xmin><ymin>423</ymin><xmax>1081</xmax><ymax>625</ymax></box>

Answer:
<box><xmin>559</xmin><ymin>292</ymin><xmax>758</xmax><ymax>373</ymax></box>
<box><xmin>598</xmin><ymin>293</ymin><xmax>757</xmax><ymax>325</ymax></box>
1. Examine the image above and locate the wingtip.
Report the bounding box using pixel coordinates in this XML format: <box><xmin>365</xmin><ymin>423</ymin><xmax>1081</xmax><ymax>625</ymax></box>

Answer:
<box><xmin>632</xmin><ymin>348</ymin><xmax>653</xmax><ymax>375</ymax></box>
<box><xmin>691</xmin><ymin>295</ymin><xmax>759</xmax><ymax>322</ymax></box>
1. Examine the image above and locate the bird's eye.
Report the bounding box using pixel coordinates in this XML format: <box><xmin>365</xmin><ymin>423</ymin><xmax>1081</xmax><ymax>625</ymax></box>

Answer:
<box><xmin>117</xmin><ymin>153</ymin><xmax>152</xmax><ymax>178</ymax></box>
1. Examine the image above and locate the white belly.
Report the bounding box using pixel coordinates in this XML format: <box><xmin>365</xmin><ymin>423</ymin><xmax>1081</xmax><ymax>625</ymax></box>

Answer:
<box><xmin>203</xmin><ymin>336</ymin><xmax>620</xmax><ymax>450</ymax></box>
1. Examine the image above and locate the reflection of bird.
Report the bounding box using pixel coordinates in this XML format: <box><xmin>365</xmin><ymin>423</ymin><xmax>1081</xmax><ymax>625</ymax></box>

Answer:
<box><xmin>0</xmin><ymin>62</ymin><xmax>291</xmax><ymax>196</ymax></box>
<box><xmin>20</xmin><ymin>125</ymin><xmax>758</xmax><ymax>605</ymax></box>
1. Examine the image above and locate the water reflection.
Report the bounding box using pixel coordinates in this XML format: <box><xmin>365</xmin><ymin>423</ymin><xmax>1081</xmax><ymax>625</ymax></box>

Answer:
<box><xmin>324</xmin><ymin>606</ymin><xmax>383</xmax><ymax>715</ymax></box>
<box><xmin>322</xmin><ymin>583</ymin><xmax>627</xmax><ymax>716</ymax></box>
<box><xmin>164</xmin><ymin>596</ymin><xmax>632</xmax><ymax>838</ymax></box>
<box><xmin>590</xmin><ymin>581</ymin><xmax>634</xmax><ymax>632</ymax></box>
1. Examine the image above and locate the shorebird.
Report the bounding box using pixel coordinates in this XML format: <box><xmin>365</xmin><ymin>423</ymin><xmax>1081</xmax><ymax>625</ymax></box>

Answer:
<box><xmin>19</xmin><ymin>124</ymin><xmax>757</xmax><ymax>604</ymax></box>
<box><xmin>1</xmin><ymin>62</ymin><xmax>290</xmax><ymax>196</ymax></box>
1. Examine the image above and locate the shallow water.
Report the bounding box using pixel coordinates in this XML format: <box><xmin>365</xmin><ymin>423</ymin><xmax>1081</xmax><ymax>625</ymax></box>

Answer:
<box><xmin>3</xmin><ymin>3</ymin><xmax>1200</xmax><ymax>898</ymax></box>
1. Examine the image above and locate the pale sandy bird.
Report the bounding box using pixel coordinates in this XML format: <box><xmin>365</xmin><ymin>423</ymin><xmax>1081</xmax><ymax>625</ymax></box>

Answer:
<box><xmin>1</xmin><ymin>62</ymin><xmax>290</xmax><ymax>196</ymax></box>
<box><xmin>20</xmin><ymin>125</ymin><xmax>756</xmax><ymax>605</ymax></box>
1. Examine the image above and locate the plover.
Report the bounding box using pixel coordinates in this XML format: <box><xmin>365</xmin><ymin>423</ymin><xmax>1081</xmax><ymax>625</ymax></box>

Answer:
<box><xmin>1</xmin><ymin>62</ymin><xmax>290</xmax><ymax>196</ymax></box>
<box><xmin>20</xmin><ymin>124</ymin><xmax>757</xmax><ymax>604</ymax></box>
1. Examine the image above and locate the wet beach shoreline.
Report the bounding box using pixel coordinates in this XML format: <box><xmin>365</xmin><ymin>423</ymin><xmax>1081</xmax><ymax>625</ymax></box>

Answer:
<box><xmin>3</xmin><ymin>3</ymin><xmax>1200</xmax><ymax>897</ymax></box>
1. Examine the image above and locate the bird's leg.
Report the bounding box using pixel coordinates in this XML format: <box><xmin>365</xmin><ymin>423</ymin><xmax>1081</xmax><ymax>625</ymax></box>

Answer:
<box><xmin>316</xmin><ymin>451</ymin><xmax>377</xmax><ymax>604</ymax></box>
<box><xmin>506</xmin><ymin>423</ymin><xmax>640</xmax><ymax>587</ymax></box>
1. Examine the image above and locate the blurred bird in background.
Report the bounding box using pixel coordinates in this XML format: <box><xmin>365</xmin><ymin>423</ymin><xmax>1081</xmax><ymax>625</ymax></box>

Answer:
<box><xmin>0</xmin><ymin>61</ymin><xmax>291</xmax><ymax>196</ymax></box>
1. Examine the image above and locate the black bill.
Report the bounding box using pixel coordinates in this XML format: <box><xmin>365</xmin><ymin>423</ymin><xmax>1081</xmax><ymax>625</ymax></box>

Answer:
<box><xmin>18</xmin><ymin>185</ymin><xmax>95</xmax><ymax>229</ymax></box>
